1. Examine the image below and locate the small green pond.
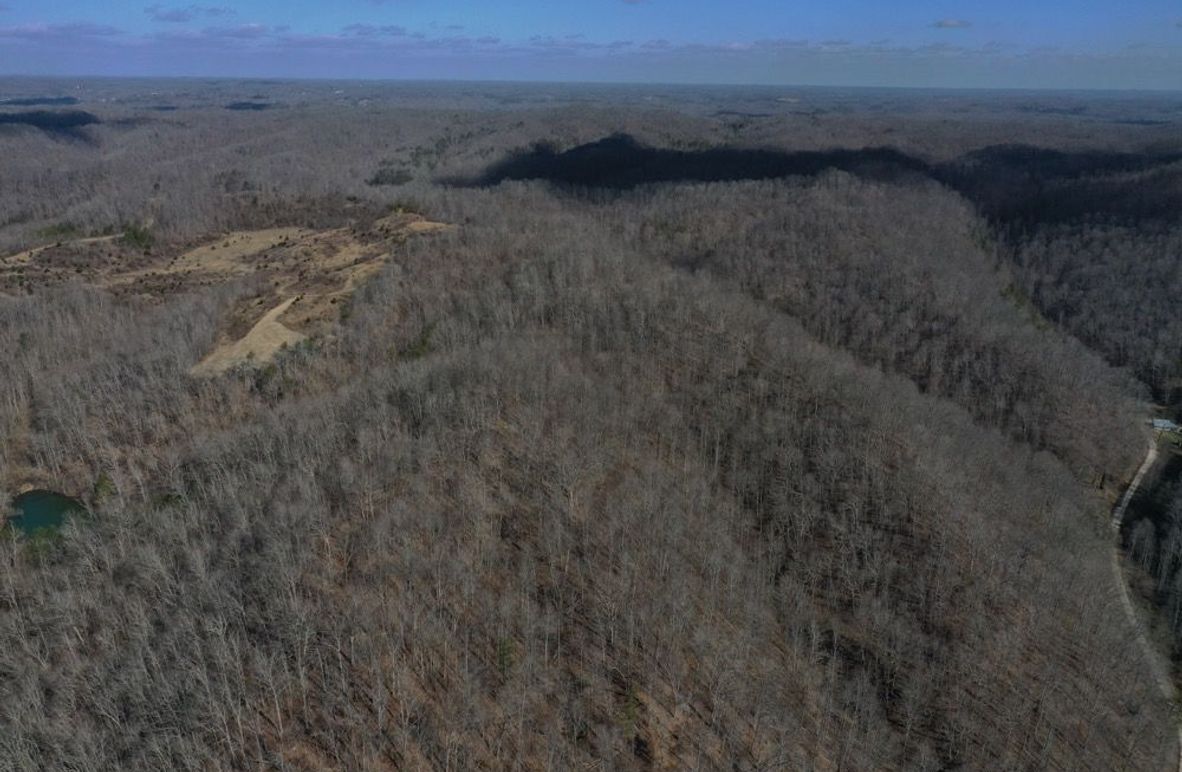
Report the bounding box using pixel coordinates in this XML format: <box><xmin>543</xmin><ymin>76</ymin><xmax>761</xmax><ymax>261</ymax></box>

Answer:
<box><xmin>7</xmin><ymin>490</ymin><xmax>85</xmax><ymax>536</ymax></box>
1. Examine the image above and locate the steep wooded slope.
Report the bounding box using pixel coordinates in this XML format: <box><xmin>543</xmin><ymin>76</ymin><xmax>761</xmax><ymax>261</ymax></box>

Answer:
<box><xmin>0</xmin><ymin>193</ymin><xmax>1170</xmax><ymax>770</ymax></box>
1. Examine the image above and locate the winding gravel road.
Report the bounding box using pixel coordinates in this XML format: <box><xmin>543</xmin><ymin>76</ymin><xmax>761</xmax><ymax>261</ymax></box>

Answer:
<box><xmin>1108</xmin><ymin>439</ymin><xmax>1179</xmax><ymax>770</ymax></box>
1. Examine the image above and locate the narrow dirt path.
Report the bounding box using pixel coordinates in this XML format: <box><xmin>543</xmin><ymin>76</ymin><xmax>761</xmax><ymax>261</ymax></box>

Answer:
<box><xmin>1113</xmin><ymin>442</ymin><xmax>1160</xmax><ymax>530</ymax></box>
<box><xmin>190</xmin><ymin>296</ymin><xmax>305</xmax><ymax>376</ymax></box>
<box><xmin>1108</xmin><ymin>439</ymin><xmax>1179</xmax><ymax>770</ymax></box>
<box><xmin>3</xmin><ymin>234</ymin><xmax>117</xmax><ymax>264</ymax></box>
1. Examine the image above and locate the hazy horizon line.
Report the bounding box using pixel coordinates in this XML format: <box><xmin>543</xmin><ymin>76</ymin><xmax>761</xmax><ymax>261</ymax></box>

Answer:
<box><xmin>1</xmin><ymin>72</ymin><xmax>1180</xmax><ymax>96</ymax></box>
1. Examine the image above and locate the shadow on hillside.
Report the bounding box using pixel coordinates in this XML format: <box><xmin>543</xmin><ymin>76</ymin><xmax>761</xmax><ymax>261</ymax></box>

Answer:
<box><xmin>463</xmin><ymin>134</ymin><xmax>1182</xmax><ymax>228</ymax></box>
<box><xmin>0</xmin><ymin>110</ymin><xmax>101</xmax><ymax>141</ymax></box>
<box><xmin>934</xmin><ymin>145</ymin><xmax>1182</xmax><ymax>226</ymax></box>
<box><xmin>461</xmin><ymin>133</ymin><xmax>932</xmax><ymax>189</ymax></box>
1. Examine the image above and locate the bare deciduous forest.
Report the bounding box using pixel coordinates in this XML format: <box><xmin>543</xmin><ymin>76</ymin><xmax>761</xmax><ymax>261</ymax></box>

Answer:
<box><xmin>1</xmin><ymin>78</ymin><xmax>1181</xmax><ymax>770</ymax></box>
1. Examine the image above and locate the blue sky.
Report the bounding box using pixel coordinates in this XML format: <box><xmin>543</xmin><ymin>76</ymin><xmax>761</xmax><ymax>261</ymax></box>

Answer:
<box><xmin>0</xmin><ymin>1</ymin><xmax>1179</xmax><ymax>88</ymax></box>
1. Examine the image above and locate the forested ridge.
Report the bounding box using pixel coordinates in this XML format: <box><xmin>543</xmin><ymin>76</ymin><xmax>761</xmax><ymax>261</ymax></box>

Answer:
<box><xmin>477</xmin><ymin>131</ymin><xmax>1182</xmax><ymax>409</ymax></box>
<box><xmin>0</xmin><ymin>80</ymin><xmax>1179</xmax><ymax>770</ymax></box>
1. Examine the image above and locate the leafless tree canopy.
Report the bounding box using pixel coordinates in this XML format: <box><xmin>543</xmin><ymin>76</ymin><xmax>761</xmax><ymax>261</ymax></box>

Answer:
<box><xmin>0</xmin><ymin>79</ymin><xmax>1179</xmax><ymax>770</ymax></box>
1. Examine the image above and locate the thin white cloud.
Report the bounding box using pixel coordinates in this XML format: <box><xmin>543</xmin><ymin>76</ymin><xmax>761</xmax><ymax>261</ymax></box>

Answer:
<box><xmin>933</xmin><ymin>19</ymin><xmax>972</xmax><ymax>29</ymax></box>
<box><xmin>145</xmin><ymin>4</ymin><xmax>234</xmax><ymax>23</ymax></box>
<box><xmin>202</xmin><ymin>23</ymin><xmax>284</xmax><ymax>39</ymax></box>
<box><xmin>0</xmin><ymin>22</ymin><xmax>123</xmax><ymax>39</ymax></box>
<box><xmin>343</xmin><ymin>23</ymin><xmax>409</xmax><ymax>37</ymax></box>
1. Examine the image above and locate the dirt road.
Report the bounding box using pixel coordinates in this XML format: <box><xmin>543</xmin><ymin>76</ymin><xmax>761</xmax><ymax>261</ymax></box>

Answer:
<box><xmin>1109</xmin><ymin>439</ymin><xmax>1179</xmax><ymax>770</ymax></box>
